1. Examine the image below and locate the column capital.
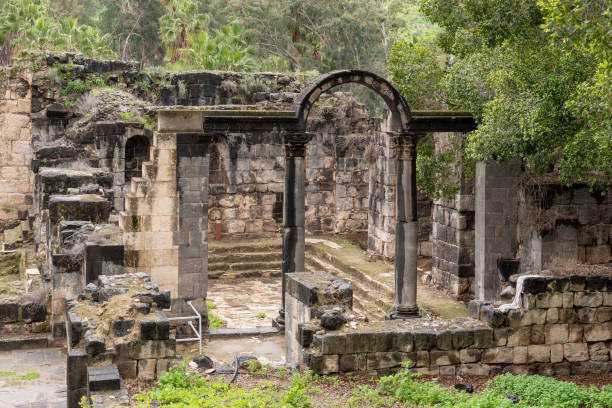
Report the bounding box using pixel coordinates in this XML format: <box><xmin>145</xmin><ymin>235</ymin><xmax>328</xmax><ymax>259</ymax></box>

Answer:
<box><xmin>283</xmin><ymin>132</ymin><xmax>314</xmax><ymax>157</ymax></box>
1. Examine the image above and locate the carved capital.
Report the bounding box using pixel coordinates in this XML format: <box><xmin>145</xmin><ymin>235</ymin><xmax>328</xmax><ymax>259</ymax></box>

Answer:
<box><xmin>283</xmin><ymin>132</ymin><xmax>314</xmax><ymax>157</ymax></box>
<box><xmin>390</xmin><ymin>132</ymin><xmax>419</xmax><ymax>159</ymax></box>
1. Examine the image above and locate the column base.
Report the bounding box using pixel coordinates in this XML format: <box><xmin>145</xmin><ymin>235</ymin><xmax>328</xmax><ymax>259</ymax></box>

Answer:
<box><xmin>272</xmin><ymin>309</ymin><xmax>285</xmax><ymax>330</ymax></box>
<box><xmin>386</xmin><ymin>305</ymin><xmax>419</xmax><ymax>320</ymax></box>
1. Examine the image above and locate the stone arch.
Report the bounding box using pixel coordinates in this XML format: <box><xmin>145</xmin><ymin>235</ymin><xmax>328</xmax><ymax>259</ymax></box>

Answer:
<box><xmin>124</xmin><ymin>135</ymin><xmax>150</xmax><ymax>182</ymax></box>
<box><xmin>294</xmin><ymin>69</ymin><xmax>411</xmax><ymax>132</ymax></box>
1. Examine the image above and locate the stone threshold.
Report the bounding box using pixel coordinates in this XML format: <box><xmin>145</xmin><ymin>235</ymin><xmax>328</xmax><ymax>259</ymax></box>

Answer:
<box><xmin>0</xmin><ymin>335</ymin><xmax>49</xmax><ymax>351</ymax></box>
<box><xmin>209</xmin><ymin>327</ymin><xmax>280</xmax><ymax>338</ymax></box>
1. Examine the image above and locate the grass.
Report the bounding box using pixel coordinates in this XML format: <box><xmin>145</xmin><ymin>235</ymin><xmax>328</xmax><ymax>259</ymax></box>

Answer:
<box><xmin>134</xmin><ymin>363</ymin><xmax>612</xmax><ymax>408</ymax></box>
<box><xmin>205</xmin><ymin>300</ymin><xmax>225</xmax><ymax>331</ymax></box>
<box><xmin>256</xmin><ymin>312</ymin><xmax>266</xmax><ymax>319</ymax></box>
<box><xmin>0</xmin><ymin>371</ymin><xmax>40</xmax><ymax>381</ymax></box>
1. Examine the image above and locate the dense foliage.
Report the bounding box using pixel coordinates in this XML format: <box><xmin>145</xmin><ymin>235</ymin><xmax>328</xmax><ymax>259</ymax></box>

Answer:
<box><xmin>133</xmin><ymin>361</ymin><xmax>612</xmax><ymax>407</ymax></box>
<box><xmin>0</xmin><ymin>0</ymin><xmax>115</xmax><ymax>63</ymax></box>
<box><xmin>389</xmin><ymin>0</ymin><xmax>611</xmax><ymax>193</ymax></box>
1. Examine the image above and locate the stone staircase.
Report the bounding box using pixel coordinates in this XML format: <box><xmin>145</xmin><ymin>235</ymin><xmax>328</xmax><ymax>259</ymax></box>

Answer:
<box><xmin>208</xmin><ymin>241</ymin><xmax>281</xmax><ymax>279</ymax></box>
<box><xmin>305</xmin><ymin>244</ymin><xmax>393</xmax><ymax>321</ymax></box>
<box><xmin>119</xmin><ymin>133</ymin><xmax>179</xmax><ymax>282</ymax></box>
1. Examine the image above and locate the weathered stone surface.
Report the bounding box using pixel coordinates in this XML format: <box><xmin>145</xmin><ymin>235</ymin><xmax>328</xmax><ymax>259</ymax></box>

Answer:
<box><xmin>480</xmin><ymin>305</ymin><xmax>506</xmax><ymax>328</ymax></box>
<box><xmin>138</xmin><ymin>359</ymin><xmax>156</xmax><ymax>381</ymax></box>
<box><xmin>320</xmin><ymin>310</ymin><xmax>346</xmax><ymax>330</ymax></box>
<box><xmin>460</xmin><ymin>348</ymin><xmax>481</xmax><ymax>363</ymax></box>
<box><xmin>430</xmin><ymin>350</ymin><xmax>460</xmax><ymax>366</ymax></box>
<box><xmin>413</xmin><ymin>330</ymin><xmax>437</xmax><ymax>351</ymax></box>
<box><xmin>117</xmin><ymin>360</ymin><xmax>137</xmax><ymax>378</ymax></box>
<box><xmin>481</xmin><ymin>347</ymin><xmax>513</xmax><ymax>364</ymax></box>
<box><xmin>0</xmin><ymin>301</ymin><xmax>19</xmax><ymax>323</ymax></box>
<box><xmin>584</xmin><ymin>323</ymin><xmax>612</xmax><ymax>342</ymax></box>
<box><xmin>550</xmin><ymin>344</ymin><xmax>564</xmax><ymax>363</ymax></box>
<box><xmin>513</xmin><ymin>346</ymin><xmax>528</xmax><ymax>364</ymax></box>
<box><xmin>588</xmin><ymin>342</ymin><xmax>609</xmax><ymax>362</ymax></box>
<box><xmin>366</xmin><ymin>352</ymin><xmax>408</xmax><ymax>370</ymax></box>
<box><xmin>193</xmin><ymin>355</ymin><xmax>213</xmax><ymax>369</ymax></box>
<box><xmin>87</xmin><ymin>365</ymin><xmax>121</xmax><ymax>391</ymax></box>
<box><xmin>545</xmin><ymin>324</ymin><xmax>569</xmax><ymax>344</ymax></box>
<box><xmin>310</xmin><ymin>354</ymin><xmax>339</xmax><ymax>374</ymax></box>
<box><xmin>527</xmin><ymin>345</ymin><xmax>550</xmax><ymax>363</ymax></box>
<box><xmin>452</xmin><ymin>329</ymin><xmax>474</xmax><ymax>349</ymax></box>
<box><xmin>574</xmin><ymin>292</ymin><xmax>603</xmax><ymax>308</ymax></box>
<box><xmin>564</xmin><ymin>343</ymin><xmax>589</xmax><ymax>362</ymax></box>
<box><xmin>339</xmin><ymin>354</ymin><xmax>366</xmax><ymax>372</ymax></box>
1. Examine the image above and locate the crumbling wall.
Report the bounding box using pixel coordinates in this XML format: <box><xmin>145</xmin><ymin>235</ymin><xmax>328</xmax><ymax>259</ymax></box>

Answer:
<box><xmin>288</xmin><ymin>271</ymin><xmax>612</xmax><ymax>376</ymax></box>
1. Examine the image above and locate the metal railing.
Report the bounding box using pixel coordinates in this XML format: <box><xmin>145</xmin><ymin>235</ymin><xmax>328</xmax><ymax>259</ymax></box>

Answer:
<box><xmin>167</xmin><ymin>300</ymin><xmax>202</xmax><ymax>354</ymax></box>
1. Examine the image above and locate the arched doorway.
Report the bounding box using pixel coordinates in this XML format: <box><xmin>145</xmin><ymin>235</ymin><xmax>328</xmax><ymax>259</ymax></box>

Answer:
<box><xmin>125</xmin><ymin>135</ymin><xmax>150</xmax><ymax>182</ymax></box>
<box><xmin>275</xmin><ymin>70</ymin><xmax>419</xmax><ymax>328</ymax></box>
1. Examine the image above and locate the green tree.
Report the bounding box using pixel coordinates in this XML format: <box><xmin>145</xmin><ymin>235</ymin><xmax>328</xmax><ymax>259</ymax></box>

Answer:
<box><xmin>0</xmin><ymin>0</ymin><xmax>115</xmax><ymax>64</ymax></box>
<box><xmin>159</xmin><ymin>0</ymin><xmax>207</xmax><ymax>63</ymax></box>
<box><xmin>389</xmin><ymin>0</ymin><xmax>611</xmax><ymax>195</ymax></box>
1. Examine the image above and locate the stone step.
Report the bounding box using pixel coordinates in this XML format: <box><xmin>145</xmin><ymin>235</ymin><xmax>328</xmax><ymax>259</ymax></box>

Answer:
<box><xmin>142</xmin><ymin>162</ymin><xmax>157</xmax><ymax>181</ymax></box>
<box><xmin>208</xmin><ymin>251</ymin><xmax>281</xmax><ymax>264</ymax></box>
<box><xmin>124</xmin><ymin>193</ymin><xmax>152</xmax><ymax>215</ymax></box>
<box><xmin>48</xmin><ymin>194</ymin><xmax>111</xmax><ymax>224</ymax></box>
<box><xmin>208</xmin><ymin>260</ymin><xmax>281</xmax><ymax>273</ymax></box>
<box><xmin>306</xmin><ymin>243</ymin><xmax>395</xmax><ymax>299</ymax></box>
<box><xmin>87</xmin><ymin>364</ymin><xmax>121</xmax><ymax>392</ymax></box>
<box><xmin>305</xmin><ymin>256</ymin><xmax>392</xmax><ymax>319</ymax></box>
<box><xmin>209</xmin><ymin>269</ymin><xmax>281</xmax><ymax>279</ymax></box>
<box><xmin>129</xmin><ymin>177</ymin><xmax>148</xmax><ymax>197</ymax></box>
<box><xmin>209</xmin><ymin>243</ymin><xmax>280</xmax><ymax>254</ymax></box>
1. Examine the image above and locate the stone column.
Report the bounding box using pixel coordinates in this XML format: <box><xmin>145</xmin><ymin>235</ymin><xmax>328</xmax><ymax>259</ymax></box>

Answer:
<box><xmin>389</xmin><ymin>134</ymin><xmax>419</xmax><ymax>319</ymax></box>
<box><xmin>274</xmin><ymin>132</ymin><xmax>312</xmax><ymax>329</ymax></box>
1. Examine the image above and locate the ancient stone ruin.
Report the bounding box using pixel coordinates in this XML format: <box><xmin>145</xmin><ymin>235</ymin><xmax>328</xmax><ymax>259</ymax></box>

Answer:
<box><xmin>0</xmin><ymin>52</ymin><xmax>610</xmax><ymax>407</ymax></box>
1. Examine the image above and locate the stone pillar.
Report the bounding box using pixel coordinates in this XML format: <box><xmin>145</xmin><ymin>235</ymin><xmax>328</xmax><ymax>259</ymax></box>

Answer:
<box><xmin>175</xmin><ymin>133</ymin><xmax>210</xmax><ymax>316</ymax></box>
<box><xmin>275</xmin><ymin>132</ymin><xmax>312</xmax><ymax>329</ymax></box>
<box><xmin>389</xmin><ymin>134</ymin><xmax>419</xmax><ymax>318</ymax></box>
<box><xmin>474</xmin><ymin>159</ymin><xmax>521</xmax><ymax>302</ymax></box>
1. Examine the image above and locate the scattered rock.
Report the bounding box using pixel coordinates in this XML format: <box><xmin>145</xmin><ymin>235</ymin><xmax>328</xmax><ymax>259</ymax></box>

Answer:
<box><xmin>319</xmin><ymin>310</ymin><xmax>347</xmax><ymax>330</ymax></box>
<box><xmin>193</xmin><ymin>355</ymin><xmax>214</xmax><ymax>370</ymax></box>
<box><xmin>504</xmin><ymin>394</ymin><xmax>520</xmax><ymax>404</ymax></box>
<box><xmin>454</xmin><ymin>382</ymin><xmax>474</xmax><ymax>393</ymax></box>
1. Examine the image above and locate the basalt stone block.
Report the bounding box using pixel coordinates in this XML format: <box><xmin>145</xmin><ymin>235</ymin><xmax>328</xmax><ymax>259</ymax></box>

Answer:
<box><xmin>472</xmin><ymin>327</ymin><xmax>494</xmax><ymax>348</ymax></box>
<box><xmin>153</xmin><ymin>291</ymin><xmax>171</xmax><ymax>309</ymax></box>
<box><xmin>113</xmin><ymin>318</ymin><xmax>135</xmax><ymax>337</ymax></box>
<box><xmin>452</xmin><ymin>329</ymin><xmax>474</xmax><ymax>349</ymax></box>
<box><xmin>569</xmin><ymin>276</ymin><xmax>586</xmax><ymax>291</ymax></box>
<box><xmin>67</xmin><ymin>312</ymin><xmax>84</xmax><ymax>347</ymax></box>
<box><xmin>391</xmin><ymin>330</ymin><xmax>414</xmax><ymax>352</ymax></box>
<box><xmin>468</xmin><ymin>300</ymin><xmax>486</xmax><ymax>320</ymax></box>
<box><xmin>436</xmin><ymin>331</ymin><xmax>452</xmax><ymax>351</ymax></box>
<box><xmin>156</xmin><ymin>311</ymin><xmax>170</xmax><ymax>340</ymax></box>
<box><xmin>339</xmin><ymin>354</ymin><xmax>366</xmax><ymax>372</ymax></box>
<box><xmin>413</xmin><ymin>330</ymin><xmax>437</xmax><ymax>351</ymax></box>
<box><xmin>366</xmin><ymin>351</ymin><xmax>408</xmax><ymax>370</ymax></box>
<box><xmin>480</xmin><ymin>305</ymin><xmax>507</xmax><ymax>328</ymax></box>
<box><xmin>548</xmin><ymin>277</ymin><xmax>569</xmax><ymax>292</ymax></box>
<box><xmin>574</xmin><ymin>292</ymin><xmax>603</xmax><ymax>308</ymax></box>
<box><xmin>522</xmin><ymin>277</ymin><xmax>548</xmax><ymax>294</ymax></box>
<box><xmin>309</xmin><ymin>354</ymin><xmax>339</xmax><ymax>375</ymax></box>
<box><xmin>584</xmin><ymin>322</ymin><xmax>612</xmax><ymax>342</ymax></box>
<box><xmin>315</xmin><ymin>334</ymin><xmax>346</xmax><ymax>355</ymax></box>
<box><xmin>85</xmin><ymin>335</ymin><xmax>106</xmax><ymax>356</ymax></box>
<box><xmin>586</xmin><ymin>276</ymin><xmax>607</xmax><ymax>291</ymax></box>
<box><xmin>298</xmin><ymin>324</ymin><xmax>314</xmax><ymax>347</ymax></box>
<box><xmin>88</xmin><ymin>365</ymin><xmax>121</xmax><ymax>391</ymax></box>
<box><xmin>67</xmin><ymin>349</ymin><xmax>88</xmax><ymax>390</ymax></box>
<box><xmin>319</xmin><ymin>310</ymin><xmax>346</xmax><ymax>330</ymax></box>
<box><xmin>139</xmin><ymin>320</ymin><xmax>157</xmax><ymax>340</ymax></box>
<box><xmin>138</xmin><ymin>359</ymin><xmax>157</xmax><ymax>381</ymax></box>
<box><xmin>20</xmin><ymin>301</ymin><xmax>46</xmax><ymax>323</ymax></box>
<box><xmin>345</xmin><ymin>332</ymin><xmax>376</xmax><ymax>353</ymax></box>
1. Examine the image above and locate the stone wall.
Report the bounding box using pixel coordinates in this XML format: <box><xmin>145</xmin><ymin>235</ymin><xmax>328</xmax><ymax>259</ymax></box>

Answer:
<box><xmin>518</xmin><ymin>181</ymin><xmax>612</xmax><ymax>269</ymax></box>
<box><xmin>0</xmin><ymin>69</ymin><xmax>33</xmax><ymax>248</ymax></box>
<box><xmin>288</xmin><ymin>271</ymin><xmax>612</xmax><ymax>376</ymax></box>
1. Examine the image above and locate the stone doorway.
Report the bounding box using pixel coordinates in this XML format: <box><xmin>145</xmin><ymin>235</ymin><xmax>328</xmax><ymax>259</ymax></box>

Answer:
<box><xmin>124</xmin><ymin>135</ymin><xmax>150</xmax><ymax>182</ymax></box>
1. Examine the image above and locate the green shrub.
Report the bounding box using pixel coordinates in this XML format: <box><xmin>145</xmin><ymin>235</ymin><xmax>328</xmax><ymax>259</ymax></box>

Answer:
<box><xmin>90</xmin><ymin>76</ymin><xmax>105</xmax><ymax>87</ymax></box>
<box><xmin>60</xmin><ymin>80</ymin><xmax>90</xmax><ymax>96</ymax></box>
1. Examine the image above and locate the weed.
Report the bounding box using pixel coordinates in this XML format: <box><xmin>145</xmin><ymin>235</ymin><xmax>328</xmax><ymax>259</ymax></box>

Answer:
<box><xmin>90</xmin><ymin>76</ymin><xmax>105</xmax><ymax>87</ymax></box>
<box><xmin>46</xmin><ymin>67</ymin><xmax>62</xmax><ymax>86</ymax></box>
<box><xmin>205</xmin><ymin>301</ymin><xmax>225</xmax><ymax>331</ymax></box>
<box><xmin>275</xmin><ymin>366</ymin><xmax>287</xmax><ymax>378</ymax></box>
<box><xmin>28</xmin><ymin>63</ymin><xmax>41</xmax><ymax>72</ymax></box>
<box><xmin>256</xmin><ymin>311</ymin><xmax>266</xmax><ymax>319</ymax></box>
<box><xmin>119</xmin><ymin>111</ymin><xmax>135</xmax><ymax>121</ymax></box>
<box><xmin>0</xmin><ymin>371</ymin><xmax>16</xmax><ymax>377</ymax></box>
<box><xmin>142</xmin><ymin>114</ymin><xmax>157</xmax><ymax>130</ymax></box>
<box><xmin>60</xmin><ymin>80</ymin><xmax>90</xmax><ymax>96</ymax></box>
<box><xmin>135</xmin><ymin>81</ymin><xmax>150</xmax><ymax>92</ymax></box>
<box><xmin>177</xmin><ymin>80</ymin><xmax>188</xmax><ymax>99</ymax></box>
<box><xmin>64</xmin><ymin>99</ymin><xmax>76</xmax><ymax>108</ymax></box>
<box><xmin>18</xmin><ymin>372</ymin><xmax>40</xmax><ymax>380</ymax></box>
<box><xmin>247</xmin><ymin>360</ymin><xmax>268</xmax><ymax>376</ymax></box>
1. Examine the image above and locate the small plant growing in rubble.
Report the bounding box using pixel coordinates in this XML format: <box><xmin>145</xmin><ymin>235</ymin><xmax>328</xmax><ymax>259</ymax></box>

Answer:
<box><xmin>256</xmin><ymin>311</ymin><xmax>266</xmax><ymax>319</ymax></box>
<box><xmin>60</xmin><ymin>79</ymin><xmax>90</xmax><ymax>96</ymax></box>
<box><xmin>119</xmin><ymin>111</ymin><xmax>135</xmax><ymax>121</ymax></box>
<box><xmin>90</xmin><ymin>76</ymin><xmax>105</xmax><ymax>87</ymax></box>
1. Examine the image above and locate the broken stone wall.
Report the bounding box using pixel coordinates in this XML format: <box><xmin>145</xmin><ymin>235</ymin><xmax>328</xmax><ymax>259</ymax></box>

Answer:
<box><xmin>290</xmin><ymin>271</ymin><xmax>612</xmax><ymax>376</ymax></box>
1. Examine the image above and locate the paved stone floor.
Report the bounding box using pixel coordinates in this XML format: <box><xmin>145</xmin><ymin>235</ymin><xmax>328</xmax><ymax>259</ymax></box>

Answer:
<box><xmin>0</xmin><ymin>348</ymin><xmax>66</xmax><ymax>408</ymax></box>
<box><xmin>207</xmin><ymin>277</ymin><xmax>281</xmax><ymax>328</ymax></box>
